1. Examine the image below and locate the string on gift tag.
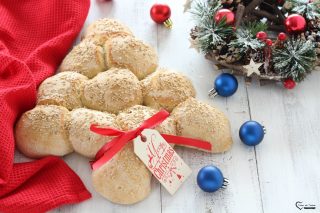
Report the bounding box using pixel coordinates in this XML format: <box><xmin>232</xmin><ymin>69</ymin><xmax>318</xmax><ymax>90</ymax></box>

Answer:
<box><xmin>90</xmin><ymin>109</ymin><xmax>212</xmax><ymax>171</ymax></box>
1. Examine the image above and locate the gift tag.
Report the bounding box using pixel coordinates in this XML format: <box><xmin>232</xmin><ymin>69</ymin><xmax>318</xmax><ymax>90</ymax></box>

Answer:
<box><xmin>134</xmin><ymin>129</ymin><xmax>192</xmax><ymax>195</ymax></box>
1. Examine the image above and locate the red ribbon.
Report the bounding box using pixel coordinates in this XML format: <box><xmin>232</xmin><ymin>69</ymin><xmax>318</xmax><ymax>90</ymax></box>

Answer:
<box><xmin>90</xmin><ymin>109</ymin><xmax>212</xmax><ymax>170</ymax></box>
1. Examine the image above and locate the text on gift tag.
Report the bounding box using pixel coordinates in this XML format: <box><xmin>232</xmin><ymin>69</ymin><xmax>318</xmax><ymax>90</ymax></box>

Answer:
<box><xmin>134</xmin><ymin>129</ymin><xmax>192</xmax><ymax>195</ymax></box>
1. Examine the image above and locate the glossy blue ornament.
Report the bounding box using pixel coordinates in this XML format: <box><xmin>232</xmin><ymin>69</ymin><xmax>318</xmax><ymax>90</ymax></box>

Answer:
<box><xmin>239</xmin><ymin>121</ymin><xmax>266</xmax><ymax>146</ymax></box>
<box><xmin>208</xmin><ymin>73</ymin><xmax>238</xmax><ymax>97</ymax></box>
<box><xmin>197</xmin><ymin>165</ymin><xmax>229</xmax><ymax>193</ymax></box>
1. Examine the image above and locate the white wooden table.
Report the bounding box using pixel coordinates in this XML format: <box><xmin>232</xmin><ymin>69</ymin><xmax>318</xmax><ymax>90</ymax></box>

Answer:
<box><xmin>35</xmin><ymin>0</ymin><xmax>320</xmax><ymax>212</ymax></box>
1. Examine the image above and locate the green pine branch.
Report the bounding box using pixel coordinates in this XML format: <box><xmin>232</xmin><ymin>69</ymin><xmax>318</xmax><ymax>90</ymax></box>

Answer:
<box><xmin>287</xmin><ymin>0</ymin><xmax>320</xmax><ymax>20</ymax></box>
<box><xmin>229</xmin><ymin>22</ymin><xmax>266</xmax><ymax>57</ymax></box>
<box><xmin>244</xmin><ymin>21</ymin><xmax>268</xmax><ymax>36</ymax></box>
<box><xmin>190</xmin><ymin>0</ymin><xmax>234</xmax><ymax>53</ymax></box>
<box><xmin>272</xmin><ymin>39</ymin><xmax>316</xmax><ymax>82</ymax></box>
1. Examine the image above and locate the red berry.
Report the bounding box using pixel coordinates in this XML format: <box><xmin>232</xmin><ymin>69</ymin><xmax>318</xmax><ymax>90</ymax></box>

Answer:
<box><xmin>283</xmin><ymin>79</ymin><xmax>296</xmax><ymax>89</ymax></box>
<box><xmin>256</xmin><ymin>31</ymin><xmax>267</xmax><ymax>40</ymax></box>
<box><xmin>265</xmin><ymin>39</ymin><xmax>273</xmax><ymax>46</ymax></box>
<box><xmin>278</xmin><ymin>32</ymin><xmax>287</xmax><ymax>41</ymax></box>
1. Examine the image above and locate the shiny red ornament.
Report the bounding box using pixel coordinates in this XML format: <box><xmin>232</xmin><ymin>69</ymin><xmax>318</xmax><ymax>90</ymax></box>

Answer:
<box><xmin>214</xmin><ymin>9</ymin><xmax>235</xmax><ymax>25</ymax></box>
<box><xmin>150</xmin><ymin>4</ymin><xmax>172</xmax><ymax>28</ymax></box>
<box><xmin>278</xmin><ymin>32</ymin><xmax>287</xmax><ymax>41</ymax></box>
<box><xmin>283</xmin><ymin>79</ymin><xmax>296</xmax><ymax>89</ymax></box>
<box><xmin>256</xmin><ymin>31</ymin><xmax>267</xmax><ymax>40</ymax></box>
<box><xmin>265</xmin><ymin>39</ymin><xmax>273</xmax><ymax>46</ymax></box>
<box><xmin>284</xmin><ymin>14</ymin><xmax>306</xmax><ymax>33</ymax></box>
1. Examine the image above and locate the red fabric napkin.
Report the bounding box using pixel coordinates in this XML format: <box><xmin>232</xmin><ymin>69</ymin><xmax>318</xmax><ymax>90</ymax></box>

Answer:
<box><xmin>0</xmin><ymin>0</ymin><xmax>91</xmax><ymax>212</ymax></box>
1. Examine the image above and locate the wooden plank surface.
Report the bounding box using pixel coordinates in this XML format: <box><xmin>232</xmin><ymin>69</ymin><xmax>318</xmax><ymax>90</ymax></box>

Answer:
<box><xmin>247</xmin><ymin>72</ymin><xmax>320</xmax><ymax>213</ymax></box>
<box><xmin>156</xmin><ymin>2</ymin><xmax>262</xmax><ymax>213</ymax></box>
<box><xmin>13</xmin><ymin>0</ymin><xmax>319</xmax><ymax>212</ymax></box>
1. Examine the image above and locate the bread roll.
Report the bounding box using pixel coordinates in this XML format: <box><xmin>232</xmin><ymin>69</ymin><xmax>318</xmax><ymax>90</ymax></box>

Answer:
<box><xmin>92</xmin><ymin>142</ymin><xmax>151</xmax><ymax>205</ymax></box>
<box><xmin>37</xmin><ymin>72</ymin><xmax>88</xmax><ymax>110</ymax></box>
<box><xmin>116</xmin><ymin>105</ymin><xmax>176</xmax><ymax>136</ymax></box>
<box><xmin>104</xmin><ymin>36</ymin><xmax>158</xmax><ymax>80</ymax></box>
<box><xmin>15</xmin><ymin>105</ymin><xmax>73</xmax><ymax>158</ymax></box>
<box><xmin>83</xmin><ymin>18</ymin><xmax>133</xmax><ymax>45</ymax></box>
<box><xmin>59</xmin><ymin>40</ymin><xmax>106</xmax><ymax>78</ymax></box>
<box><xmin>69</xmin><ymin>108</ymin><xmax>118</xmax><ymax>158</ymax></box>
<box><xmin>141</xmin><ymin>68</ymin><xmax>196</xmax><ymax>112</ymax></box>
<box><xmin>81</xmin><ymin>68</ymin><xmax>143</xmax><ymax>114</ymax></box>
<box><xmin>92</xmin><ymin>105</ymin><xmax>176</xmax><ymax>205</ymax></box>
<box><xmin>171</xmin><ymin>98</ymin><xmax>233</xmax><ymax>153</ymax></box>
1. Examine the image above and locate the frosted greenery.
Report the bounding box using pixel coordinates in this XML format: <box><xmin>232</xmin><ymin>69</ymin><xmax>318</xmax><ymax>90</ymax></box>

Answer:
<box><xmin>228</xmin><ymin>22</ymin><xmax>266</xmax><ymax>56</ymax></box>
<box><xmin>287</xmin><ymin>0</ymin><xmax>320</xmax><ymax>20</ymax></box>
<box><xmin>190</xmin><ymin>0</ymin><xmax>234</xmax><ymax>53</ymax></box>
<box><xmin>272</xmin><ymin>39</ymin><xmax>316</xmax><ymax>82</ymax></box>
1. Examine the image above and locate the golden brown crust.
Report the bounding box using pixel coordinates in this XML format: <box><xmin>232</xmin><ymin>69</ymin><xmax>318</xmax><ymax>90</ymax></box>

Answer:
<box><xmin>141</xmin><ymin>68</ymin><xmax>196</xmax><ymax>112</ymax></box>
<box><xmin>37</xmin><ymin>72</ymin><xmax>88</xmax><ymax>110</ymax></box>
<box><xmin>81</xmin><ymin>68</ymin><xmax>143</xmax><ymax>114</ymax></box>
<box><xmin>104</xmin><ymin>36</ymin><xmax>158</xmax><ymax>80</ymax></box>
<box><xmin>83</xmin><ymin>18</ymin><xmax>133</xmax><ymax>45</ymax></box>
<box><xmin>171</xmin><ymin>98</ymin><xmax>233</xmax><ymax>153</ymax></box>
<box><xmin>15</xmin><ymin>105</ymin><xmax>73</xmax><ymax>158</ymax></box>
<box><xmin>116</xmin><ymin>105</ymin><xmax>176</xmax><ymax>135</ymax></box>
<box><xmin>59</xmin><ymin>40</ymin><xmax>106</xmax><ymax>78</ymax></box>
<box><xmin>69</xmin><ymin>108</ymin><xmax>118</xmax><ymax>158</ymax></box>
<box><xmin>92</xmin><ymin>143</ymin><xmax>151</xmax><ymax>205</ymax></box>
<box><xmin>92</xmin><ymin>105</ymin><xmax>176</xmax><ymax>205</ymax></box>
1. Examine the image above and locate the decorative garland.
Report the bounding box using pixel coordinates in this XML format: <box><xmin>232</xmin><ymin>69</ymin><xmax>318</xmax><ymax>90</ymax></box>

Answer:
<box><xmin>188</xmin><ymin>0</ymin><xmax>320</xmax><ymax>88</ymax></box>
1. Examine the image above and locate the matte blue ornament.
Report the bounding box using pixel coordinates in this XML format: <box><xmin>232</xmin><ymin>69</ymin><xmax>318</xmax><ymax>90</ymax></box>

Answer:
<box><xmin>197</xmin><ymin>165</ymin><xmax>229</xmax><ymax>193</ymax></box>
<box><xmin>208</xmin><ymin>73</ymin><xmax>238</xmax><ymax>97</ymax></box>
<box><xmin>239</xmin><ymin>121</ymin><xmax>266</xmax><ymax>146</ymax></box>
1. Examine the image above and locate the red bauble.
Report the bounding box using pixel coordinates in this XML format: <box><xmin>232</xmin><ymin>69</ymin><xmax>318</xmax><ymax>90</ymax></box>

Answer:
<box><xmin>214</xmin><ymin>9</ymin><xmax>235</xmax><ymax>25</ymax></box>
<box><xmin>283</xmin><ymin>79</ymin><xmax>296</xmax><ymax>89</ymax></box>
<box><xmin>278</xmin><ymin>32</ymin><xmax>287</xmax><ymax>41</ymax></box>
<box><xmin>265</xmin><ymin>39</ymin><xmax>273</xmax><ymax>46</ymax></box>
<box><xmin>256</xmin><ymin>31</ymin><xmax>267</xmax><ymax>40</ymax></box>
<box><xmin>284</xmin><ymin>14</ymin><xmax>306</xmax><ymax>33</ymax></box>
<box><xmin>150</xmin><ymin>4</ymin><xmax>171</xmax><ymax>24</ymax></box>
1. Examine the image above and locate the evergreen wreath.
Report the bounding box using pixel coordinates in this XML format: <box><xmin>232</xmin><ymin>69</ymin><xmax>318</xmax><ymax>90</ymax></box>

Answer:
<box><xmin>188</xmin><ymin>0</ymin><xmax>320</xmax><ymax>87</ymax></box>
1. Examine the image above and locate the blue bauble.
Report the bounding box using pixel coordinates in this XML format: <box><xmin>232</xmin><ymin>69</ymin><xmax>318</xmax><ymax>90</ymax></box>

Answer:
<box><xmin>197</xmin><ymin>165</ymin><xmax>224</xmax><ymax>192</ymax></box>
<box><xmin>214</xmin><ymin>73</ymin><xmax>238</xmax><ymax>97</ymax></box>
<box><xmin>239</xmin><ymin>121</ymin><xmax>265</xmax><ymax>146</ymax></box>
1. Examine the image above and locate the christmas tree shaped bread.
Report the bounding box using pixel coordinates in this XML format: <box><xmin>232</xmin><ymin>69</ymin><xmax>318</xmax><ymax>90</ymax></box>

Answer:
<box><xmin>14</xmin><ymin>18</ymin><xmax>233</xmax><ymax>205</ymax></box>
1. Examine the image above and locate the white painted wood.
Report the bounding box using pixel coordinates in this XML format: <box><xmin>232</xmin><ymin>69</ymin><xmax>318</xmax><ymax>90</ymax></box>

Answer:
<box><xmin>14</xmin><ymin>0</ymin><xmax>320</xmax><ymax>212</ymax></box>
<box><xmin>157</xmin><ymin>1</ymin><xmax>262</xmax><ymax>213</ymax></box>
<box><xmin>247</xmin><ymin>71</ymin><xmax>320</xmax><ymax>213</ymax></box>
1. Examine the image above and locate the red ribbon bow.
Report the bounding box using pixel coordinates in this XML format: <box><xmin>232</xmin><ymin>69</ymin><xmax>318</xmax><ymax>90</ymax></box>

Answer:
<box><xmin>90</xmin><ymin>109</ymin><xmax>212</xmax><ymax>170</ymax></box>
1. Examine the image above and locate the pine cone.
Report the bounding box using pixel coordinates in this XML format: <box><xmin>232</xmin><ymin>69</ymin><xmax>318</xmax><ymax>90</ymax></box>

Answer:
<box><xmin>251</xmin><ymin>50</ymin><xmax>265</xmax><ymax>63</ymax></box>
<box><xmin>216</xmin><ymin>45</ymin><xmax>241</xmax><ymax>63</ymax></box>
<box><xmin>190</xmin><ymin>27</ymin><xmax>198</xmax><ymax>40</ymax></box>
